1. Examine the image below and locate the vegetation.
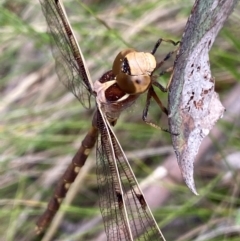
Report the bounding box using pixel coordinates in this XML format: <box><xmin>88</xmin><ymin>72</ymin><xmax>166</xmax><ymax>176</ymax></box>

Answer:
<box><xmin>0</xmin><ymin>0</ymin><xmax>239</xmax><ymax>240</ymax></box>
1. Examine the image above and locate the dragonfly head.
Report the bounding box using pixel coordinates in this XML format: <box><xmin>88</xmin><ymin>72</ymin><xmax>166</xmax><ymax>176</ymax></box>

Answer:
<box><xmin>112</xmin><ymin>49</ymin><xmax>156</xmax><ymax>94</ymax></box>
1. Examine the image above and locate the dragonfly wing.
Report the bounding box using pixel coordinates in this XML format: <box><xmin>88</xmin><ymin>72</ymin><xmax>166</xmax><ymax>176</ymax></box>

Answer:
<box><xmin>39</xmin><ymin>0</ymin><xmax>93</xmax><ymax>108</ymax></box>
<box><xmin>96</xmin><ymin>107</ymin><xmax>165</xmax><ymax>241</ymax></box>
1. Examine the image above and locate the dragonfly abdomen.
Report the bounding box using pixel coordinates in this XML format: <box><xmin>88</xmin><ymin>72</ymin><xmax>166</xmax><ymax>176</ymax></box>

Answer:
<box><xmin>36</xmin><ymin>125</ymin><xmax>99</xmax><ymax>234</ymax></box>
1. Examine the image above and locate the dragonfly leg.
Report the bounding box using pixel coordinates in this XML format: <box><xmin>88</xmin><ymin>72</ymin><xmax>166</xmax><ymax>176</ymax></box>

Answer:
<box><xmin>154</xmin><ymin>45</ymin><xmax>180</xmax><ymax>73</ymax></box>
<box><xmin>142</xmin><ymin>86</ymin><xmax>170</xmax><ymax>132</ymax></box>
<box><xmin>151</xmin><ymin>38</ymin><xmax>180</xmax><ymax>55</ymax></box>
<box><xmin>152</xmin><ymin>81</ymin><xmax>167</xmax><ymax>93</ymax></box>
<box><xmin>151</xmin><ymin>40</ymin><xmax>180</xmax><ymax>96</ymax></box>
<box><xmin>159</xmin><ymin>66</ymin><xmax>174</xmax><ymax>78</ymax></box>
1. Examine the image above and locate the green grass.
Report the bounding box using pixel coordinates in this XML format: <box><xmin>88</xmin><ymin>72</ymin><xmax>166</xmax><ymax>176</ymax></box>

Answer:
<box><xmin>0</xmin><ymin>0</ymin><xmax>240</xmax><ymax>241</ymax></box>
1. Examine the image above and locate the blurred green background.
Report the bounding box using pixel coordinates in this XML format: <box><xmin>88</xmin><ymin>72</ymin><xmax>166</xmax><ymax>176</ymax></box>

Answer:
<box><xmin>0</xmin><ymin>0</ymin><xmax>240</xmax><ymax>241</ymax></box>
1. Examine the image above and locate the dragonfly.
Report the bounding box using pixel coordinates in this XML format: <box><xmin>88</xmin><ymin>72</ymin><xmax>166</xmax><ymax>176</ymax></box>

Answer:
<box><xmin>37</xmin><ymin>0</ymin><xmax>179</xmax><ymax>240</ymax></box>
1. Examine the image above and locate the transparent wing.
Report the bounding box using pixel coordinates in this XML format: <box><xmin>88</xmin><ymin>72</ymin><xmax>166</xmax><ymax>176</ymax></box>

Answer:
<box><xmin>96</xmin><ymin>109</ymin><xmax>165</xmax><ymax>241</ymax></box>
<box><xmin>39</xmin><ymin>0</ymin><xmax>93</xmax><ymax>108</ymax></box>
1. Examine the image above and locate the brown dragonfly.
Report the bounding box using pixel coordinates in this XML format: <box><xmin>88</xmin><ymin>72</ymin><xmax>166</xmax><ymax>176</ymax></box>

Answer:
<box><xmin>37</xmin><ymin>0</ymin><xmax>179</xmax><ymax>240</ymax></box>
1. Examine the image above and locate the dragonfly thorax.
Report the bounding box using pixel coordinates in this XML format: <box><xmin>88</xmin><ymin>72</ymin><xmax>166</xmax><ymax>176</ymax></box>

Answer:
<box><xmin>93</xmin><ymin>70</ymin><xmax>139</xmax><ymax>119</ymax></box>
<box><xmin>112</xmin><ymin>49</ymin><xmax>156</xmax><ymax>95</ymax></box>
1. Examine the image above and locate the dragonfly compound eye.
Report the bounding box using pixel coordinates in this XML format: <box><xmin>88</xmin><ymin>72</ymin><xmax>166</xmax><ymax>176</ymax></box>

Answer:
<box><xmin>112</xmin><ymin>49</ymin><xmax>157</xmax><ymax>95</ymax></box>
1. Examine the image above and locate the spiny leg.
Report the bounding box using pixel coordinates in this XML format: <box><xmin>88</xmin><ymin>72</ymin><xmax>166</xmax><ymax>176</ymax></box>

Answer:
<box><xmin>154</xmin><ymin>46</ymin><xmax>179</xmax><ymax>72</ymax></box>
<box><xmin>151</xmin><ymin>38</ymin><xmax>180</xmax><ymax>55</ymax></box>
<box><xmin>152</xmin><ymin>80</ymin><xmax>168</xmax><ymax>93</ymax></box>
<box><xmin>142</xmin><ymin>39</ymin><xmax>180</xmax><ymax>134</ymax></box>
<box><xmin>159</xmin><ymin>66</ymin><xmax>174</xmax><ymax>77</ymax></box>
<box><xmin>142</xmin><ymin>86</ymin><xmax>170</xmax><ymax>133</ymax></box>
<box><xmin>152</xmin><ymin>40</ymin><xmax>180</xmax><ymax>92</ymax></box>
<box><xmin>159</xmin><ymin>66</ymin><xmax>175</xmax><ymax>90</ymax></box>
